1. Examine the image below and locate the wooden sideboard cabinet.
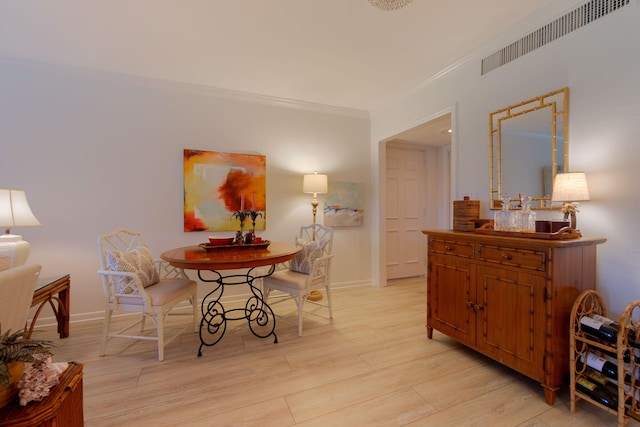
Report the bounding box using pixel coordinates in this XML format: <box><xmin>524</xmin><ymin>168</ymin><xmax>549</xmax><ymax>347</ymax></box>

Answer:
<box><xmin>422</xmin><ymin>230</ymin><xmax>606</xmax><ymax>405</ymax></box>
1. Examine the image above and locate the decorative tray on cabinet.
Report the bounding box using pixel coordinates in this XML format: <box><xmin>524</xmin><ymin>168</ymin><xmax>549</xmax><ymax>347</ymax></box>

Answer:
<box><xmin>199</xmin><ymin>241</ymin><xmax>271</xmax><ymax>251</ymax></box>
<box><xmin>474</xmin><ymin>224</ymin><xmax>582</xmax><ymax>240</ymax></box>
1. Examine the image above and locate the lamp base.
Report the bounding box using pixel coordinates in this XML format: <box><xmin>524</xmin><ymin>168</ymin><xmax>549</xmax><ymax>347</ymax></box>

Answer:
<box><xmin>563</xmin><ymin>212</ymin><xmax>578</xmax><ymax>230</ymax></box>
<box><xmin>0</xmin><ymin>234</ymin><xmax>31</xmax><ymax>269</ymax></box>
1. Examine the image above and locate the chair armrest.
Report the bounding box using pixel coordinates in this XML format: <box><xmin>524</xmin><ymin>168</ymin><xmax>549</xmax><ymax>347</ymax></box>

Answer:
<box><xmin>273</xmin><ymin>260</ymin><xmax>291</xmax><ymax>272</ymax></box>
<box><xmin>97</xmin><ymin>269</ymin><xmax>150</xmax><ymax>299</ymax></box>
<box><xmin>309</xmin><ymin>254</ymin><xmax>333</xmax><ymax>278</ymax></box>
<box><xmin>97</xmin><ymin>269</ymin><xmax>140</xmax><ymax>281</ymax></box>
<box><xmin>155</xmin><ymin>260</ymin><xmax>190</xmax><ymax>280</ymax></box>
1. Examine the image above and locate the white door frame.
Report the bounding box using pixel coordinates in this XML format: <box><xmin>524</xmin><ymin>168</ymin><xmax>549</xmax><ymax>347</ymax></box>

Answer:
<box><xmin>373</xmin><ymin>104</ymin><xmax>458</xmax><ymax>287</ymax></box>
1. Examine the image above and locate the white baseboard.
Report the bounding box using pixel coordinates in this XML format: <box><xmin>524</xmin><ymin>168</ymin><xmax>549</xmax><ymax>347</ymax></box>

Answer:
<box><xmin>27</xmin><ymin>280</ymin><xmax>374</xmax><ymax>329</ymax></box>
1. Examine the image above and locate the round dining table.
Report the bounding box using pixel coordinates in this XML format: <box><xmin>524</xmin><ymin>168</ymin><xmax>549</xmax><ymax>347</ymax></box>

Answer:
<box><xmin>160</xmin><ymin>242</ymin><xmax>299</xmax><ymax>356</ymax></box>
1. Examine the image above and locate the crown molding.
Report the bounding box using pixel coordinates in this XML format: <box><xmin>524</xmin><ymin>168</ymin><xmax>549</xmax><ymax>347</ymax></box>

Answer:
<box><xmin>0</xmin><ymin>56</ymin><xmax>369</xmax><ymax>119</ymax></box>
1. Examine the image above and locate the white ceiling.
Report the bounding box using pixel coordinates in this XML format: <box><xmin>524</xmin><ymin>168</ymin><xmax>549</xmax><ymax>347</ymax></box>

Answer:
<box><xmin>388</xmin><ymin>113</ymin><xmax>452</xmax><ymax>147</ymax></box>
<box><xmin>0</xmin><ymin>0</ymin><xmax>558</xmax><ymax>114</ymax></box>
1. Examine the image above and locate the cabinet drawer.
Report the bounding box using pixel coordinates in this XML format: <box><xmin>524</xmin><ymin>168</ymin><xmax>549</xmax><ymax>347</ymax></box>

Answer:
<box><xmin>429</xmin><ymin>239</ymin><xmax>475</xmax><ymax>259</ymax></box>
<box><xmin>478</xmin><ymin>245</ymin><xmax>546</xmax><ymax>271</ymax></box>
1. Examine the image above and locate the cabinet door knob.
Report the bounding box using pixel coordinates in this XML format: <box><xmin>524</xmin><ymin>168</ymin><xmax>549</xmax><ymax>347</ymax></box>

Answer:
<box><xmin>474</xmin><ymin>304</ymin><xmax>485</xmax><ymax>312</ymax></box>
<box><xmin>445</xmin><ymin>245</ymin><xmax>453</xmax><ymax>251</ymax></box>
<box><xmin>466</xmin><ymin>301</ymin><xmax>474</xmax><ymax>308</ymax></box>
<box><xmin>502</xmin><ymin>253</ymin><xmax>513</xmax><ymax>260</ymax></box>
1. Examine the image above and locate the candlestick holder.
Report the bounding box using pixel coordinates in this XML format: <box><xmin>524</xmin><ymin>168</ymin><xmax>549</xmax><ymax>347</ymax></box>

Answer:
<box><xmin>248</xmin><ymin>210</ymin><xmax>263</xmax><ymax>233</ymax></box>
<box><xmin>232</xmin><ymin>210</ymin><xmax>249</xmax><ymax>244</ymax></box>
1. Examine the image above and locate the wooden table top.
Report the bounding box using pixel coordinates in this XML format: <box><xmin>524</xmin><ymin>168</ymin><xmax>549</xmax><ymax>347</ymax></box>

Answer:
<box><xmin>160</xmin><ymin>241</ymin><xmax>300</xmax><ymax>270</ymax></box>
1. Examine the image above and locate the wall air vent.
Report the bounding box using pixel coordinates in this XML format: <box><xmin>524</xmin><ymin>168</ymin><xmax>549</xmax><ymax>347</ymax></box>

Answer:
<box><xmin>481</xmin><ymin>0</ymin><xmax>630</xmax><ymax>75</ymax></box>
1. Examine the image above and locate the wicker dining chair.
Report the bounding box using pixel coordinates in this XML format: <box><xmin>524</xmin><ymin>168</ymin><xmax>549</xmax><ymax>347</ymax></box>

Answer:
<box><xmin>97</xmin><ymin>229</ymin><xmax>197</xmax><ymax>361</ymax></box>
<box><xmin>263</xmin><ymin>224</ymin><xmax>334</xmax><ymax>336</ymax></box>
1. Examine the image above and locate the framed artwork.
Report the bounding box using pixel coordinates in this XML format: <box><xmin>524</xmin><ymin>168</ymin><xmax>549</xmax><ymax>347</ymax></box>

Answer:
<box><xmin>323</xmin><ymin>182</ymin><xmax>364</xmax><ymax>227</ymax></box>
<box><xmin>183</xmin><ymin>149</ymin><xmax>266</xmax><ymax>232</ymax></box>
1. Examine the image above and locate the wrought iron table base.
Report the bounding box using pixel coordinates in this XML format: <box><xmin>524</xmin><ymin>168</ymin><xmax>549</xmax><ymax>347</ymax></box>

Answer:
<box><xmin>197</xmin><ymin>265</ymin><xmax>277</xmax><ymax>357</ymax></box>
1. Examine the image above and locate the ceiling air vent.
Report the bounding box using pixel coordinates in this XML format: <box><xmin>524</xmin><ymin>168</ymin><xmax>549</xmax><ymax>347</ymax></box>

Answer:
<box><xmin>481</xmin><ymin>0</ymin><xmax>630</xmax><ymax>75</ymax></box>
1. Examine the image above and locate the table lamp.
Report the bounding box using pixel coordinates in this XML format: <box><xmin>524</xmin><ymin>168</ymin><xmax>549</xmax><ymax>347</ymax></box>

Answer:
<box><xmin>551</xmin><ymin>172</ymin><xmax>590</xmax><ymax>230</ymax></box>
<box><xmin>0</xmin><ymin>189</ymin><xmax>42</xmax><ymax>268</ymax></box>
<box><xmin>303</xmin><ymin>172</ymin><xmax>328</xmax><ymax>225</ymax></box>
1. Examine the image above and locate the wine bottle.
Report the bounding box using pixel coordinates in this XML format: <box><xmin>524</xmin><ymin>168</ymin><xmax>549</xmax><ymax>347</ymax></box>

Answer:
<box><xmin>587</xmin><ymin>369</ymin><xmax>620</xmax><ymax>397</ymax></box>
<box><xmin>600</xmin><ymin>352</ymin><xmax>640</xmax><ymax>386</ymax></box>
<box><xmin>575</xmin><ymin>376</ymin><xmax>618</xmax><ymax>409</ymax></box>
<box><xmin>593</xmin><ymin>314</ymin><xmax>617</xmax><ymax>326</ymax></box>
<box><xmin>583</xmin><ymin>352</ymin><xmax>619</xmax><ymax>380</ymax></box>
<box><xmin>600</xmin><ymin>346</ymin><xmax>640</xmax><ymax>365</ymax></box>
<box><xmin>583</xmin><ymin>363</ymin><xmax>640</xmax><ymax>405</ymax></box>
<box><xmin>592</xmin><ymin>314</ymin><xmax>640</xmax><ymax>349</ymax></box>
<box><xmin>583</xmin><ymin>352</ymin><xmax>640</xmax><ymax>387</ymax></box>
<box><xmin>580</xmin><ymin>315</ymin><xmax>618</xmax><ymax>343</ymax></box>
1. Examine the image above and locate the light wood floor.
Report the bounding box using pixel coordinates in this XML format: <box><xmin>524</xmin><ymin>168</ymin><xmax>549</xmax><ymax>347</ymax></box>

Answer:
<box><xmin>35</xmin><ymin>277</ymin><xmax>638</xmax><ymax>426</ymax></box>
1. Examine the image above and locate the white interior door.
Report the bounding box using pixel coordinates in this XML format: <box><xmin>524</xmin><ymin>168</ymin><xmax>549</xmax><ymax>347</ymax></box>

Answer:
<box><xmin>385</xmin><ymin>147</ymin><xmax>426</xmax><ymax>279</ymax></box>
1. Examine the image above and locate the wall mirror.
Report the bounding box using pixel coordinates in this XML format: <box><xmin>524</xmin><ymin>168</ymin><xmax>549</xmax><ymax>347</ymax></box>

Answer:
<box><xmin>489</xmin><ymin>87</ymin><xmax>569</xmax><ymax>210</ymax></box>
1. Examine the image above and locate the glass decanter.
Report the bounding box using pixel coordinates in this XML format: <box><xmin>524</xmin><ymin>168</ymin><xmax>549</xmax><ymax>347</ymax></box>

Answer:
<box><xmin>517</xmin><ymin>195</ymin><xmax>536</xmax><ymax>232</ymax></box>
<box><xmin>494</xmin><ymin>194</ymin><xmax>512</xmax><ymax>231</ymax></box>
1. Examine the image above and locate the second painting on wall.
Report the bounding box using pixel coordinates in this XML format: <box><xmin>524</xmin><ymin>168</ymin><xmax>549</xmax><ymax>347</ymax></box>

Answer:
<box><xmin>183</xmin><ymin>149</ymin><xmax>266</xmax><ymax>232</ymax></box>
<box><xmin>324</xmin><ymin>182</ymin><xmax>364</xmax><ymax>227</ymax></box>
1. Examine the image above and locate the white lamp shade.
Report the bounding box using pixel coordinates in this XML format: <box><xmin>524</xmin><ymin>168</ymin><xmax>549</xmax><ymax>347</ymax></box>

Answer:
<box><xmin>551</xmin><ymin>172</ymin><xmax>590</xmax><ymax>202</ymax></box>
<box><xmin>303</xmin><ymin>173</ymin><xmax>328</xmax><ymax>194</ymax></box>
<box><xmin>0</xmin><ymin>189</ymin><xmax>41</xmax><ymax>230</ymax></box>
<box><xmin>0</xmin><ymin>189</ymin><xmax>40</xmax><ymax>268</ymax></box>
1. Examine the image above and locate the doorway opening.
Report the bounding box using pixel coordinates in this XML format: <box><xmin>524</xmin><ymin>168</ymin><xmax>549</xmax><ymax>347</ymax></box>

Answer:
<box><xmin>383</xmin><ymin>112</ymin><xmax>452</xmax><ymax>282</ymax></box>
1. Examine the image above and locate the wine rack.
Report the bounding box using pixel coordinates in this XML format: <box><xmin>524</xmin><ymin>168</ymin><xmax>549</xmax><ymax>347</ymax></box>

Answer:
<box><xmin>570</xmin><ymin>290</ymin><xmax>640</xmax><ymax>426</ymax></box>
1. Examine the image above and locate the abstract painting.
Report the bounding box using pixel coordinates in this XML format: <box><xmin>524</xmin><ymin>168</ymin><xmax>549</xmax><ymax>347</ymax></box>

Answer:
<box><xmin>183</xmin><ymin>149</ymin><xmax>266</xmax><ymax>232</ymax></box>
<box><xmin>323</xmin><ymin>181</ymin><xmax>364</xmax><ymax>227</ymax></box>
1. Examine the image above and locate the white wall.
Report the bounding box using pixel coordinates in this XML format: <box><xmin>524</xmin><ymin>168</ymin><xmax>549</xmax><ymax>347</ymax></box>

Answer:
<box><xmin>0</xmin><ymin>60</ymin><xmax>372</xmax><ymax>322</ymax></box>
<box><xmin>4</xmin><ymin>0</ymin><xmax>639</xmax><ymax>324</ymax></box>
<box><xmin>371</xmin><ymin>0</ymin><xmax>640</xmax><ymax>316</ymax></box>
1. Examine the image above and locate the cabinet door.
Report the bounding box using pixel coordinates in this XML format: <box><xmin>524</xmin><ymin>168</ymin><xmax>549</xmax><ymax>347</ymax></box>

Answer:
<box><xmin>476</xmin><ymin>265</ymin><xmax>546</xmax><ymax>381</ymax></box>
<box><xmin>428</xmin><ymin>254</ymin><xmax>476</xmax><ymax>345</ymax></box>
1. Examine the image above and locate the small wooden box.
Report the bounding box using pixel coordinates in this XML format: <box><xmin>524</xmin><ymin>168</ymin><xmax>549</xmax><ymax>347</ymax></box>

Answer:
<box><xmin>0</xmin><ymin>362</ymin><xmax>83</xmax><ymax>427</ymax></box>
<box><xmin>453</xmin><ymin>197</ymin><xmax>480</xmax><ymax>231</ymax></box>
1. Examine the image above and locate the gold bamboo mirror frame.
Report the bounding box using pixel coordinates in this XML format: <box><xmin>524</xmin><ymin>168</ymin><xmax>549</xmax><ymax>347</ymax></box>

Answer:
<box><xmin>489</xmin><ymin>87</ymin><xmax>569</xmax><ymax>210</ymax></box>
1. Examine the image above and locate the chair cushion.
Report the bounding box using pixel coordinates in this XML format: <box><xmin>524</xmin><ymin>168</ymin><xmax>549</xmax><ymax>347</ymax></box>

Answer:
<box><xmin>290</xmin><ymin>238</ymin><xmax>327</xmax><ymax>274</ymax></box>
<box><xmin>114</xmin><ymin>278</ymin><xmax>196</xmax><ymax>307</ymax></box>
<box><xmin>264</xmin><ymin>269</ymin><xmax>324</xmax><ymax>291</ymax></box>
<box><xmin>106</xmin><ymin>245</ymin><xmax>159</xmax><ymax>290</ymax></box>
